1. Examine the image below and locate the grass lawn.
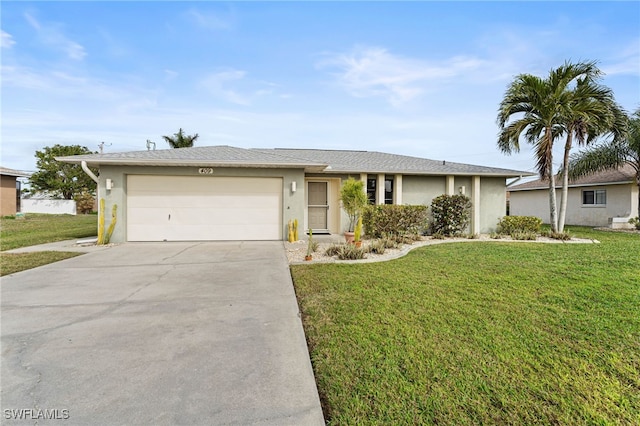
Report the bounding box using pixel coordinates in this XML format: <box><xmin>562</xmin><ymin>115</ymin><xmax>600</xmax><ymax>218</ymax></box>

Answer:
<box><xmin>0</xmin><ymin>213</ymin><xmax>97</xmax><ymax>251</ymax></box>
<box><xmin>0</xmin><ymin>214</ymin><xmax>97</xmax><ymax>275</ymax></box>
<box><xmin>291</xmin><ymin>227</ymin><xmax>640</xmax><ymax>425</ymax></box>
<box><xmin>1</xmin><ymin>251</ymin><xmax>83</xmax><ymax>276</ymax></box>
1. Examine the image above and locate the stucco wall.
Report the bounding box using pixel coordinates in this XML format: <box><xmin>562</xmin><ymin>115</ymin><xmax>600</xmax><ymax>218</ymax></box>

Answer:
<box><xmin>402</xmin><ymin>175</ymin><xmax>506</xmax><ymax>233</ymax></box>
<box><xmin>510</xmin><ymin>183</ymin><xmax>634</xmax><ymax>226</ymax></box>
<box><xmin>97</xmin><ymin>165</ymin><xmax>306</xmax><ymax>243</ymax></box>
<box><xmin>478</xmin><ymin>177</ymin><xmax>508</xmax><ymax>232</ymax></box>
<box><xmin>402</xmin><ymin>176</ymin><xmax>446</xmax><ymax>205</ymax></box>
<box><xmin>1</xmin><ymin>175</ymin><xmax>18</xmax><ymax>216</ymax></box>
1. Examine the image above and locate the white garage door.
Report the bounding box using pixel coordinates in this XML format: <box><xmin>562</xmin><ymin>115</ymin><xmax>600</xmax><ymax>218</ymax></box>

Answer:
<box><xmin>127</xmin><ymin>175</ymin><xmax>282</xmax><ymax>241</ymax></box>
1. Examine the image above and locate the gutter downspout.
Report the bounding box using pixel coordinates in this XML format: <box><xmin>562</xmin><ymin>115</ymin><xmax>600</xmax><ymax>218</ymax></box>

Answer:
<box><xmin>81</xmin><ymin>161</ymin><xmax>101</xmax><ymax>244</ymax></box>
<box><xmin>507</xmin><ymin>175</ymin><xmax>523</xmax><ymax>188</ymax></box>
<box><xmin>81</xmin><ymin>161</ymin><xmax>99</xmax><ymax>184</ymax></box>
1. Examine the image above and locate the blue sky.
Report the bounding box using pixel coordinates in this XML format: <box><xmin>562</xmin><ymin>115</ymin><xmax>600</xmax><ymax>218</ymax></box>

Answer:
<box><xmin>2</xmin><ymin>1</ymin><xmax>639</xmax><ymax>174</ymax></box>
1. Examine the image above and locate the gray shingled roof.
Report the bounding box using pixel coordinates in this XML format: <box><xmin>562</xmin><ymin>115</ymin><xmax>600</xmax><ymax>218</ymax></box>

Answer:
<box><xmin>57</xmin><ymin>145</ymin><xmax>328</xmax><ymax>171</ymax></box>
<box><xmin>256</xmin><ymin>148</ymin><xmax>529</xmax><ymax>177</ymax></box>
<box><xmin>509</xmin><ymin>164</ymin><xmax>636</xmax><ymax>191</ymax></box>
<box><xmin>57</xmin><ymin>145</ymin><xmax>530</xmax><ymax>177</ymax></box>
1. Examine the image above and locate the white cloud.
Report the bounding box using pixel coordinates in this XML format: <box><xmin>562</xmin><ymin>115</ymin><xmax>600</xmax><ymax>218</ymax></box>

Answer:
<box><xmin>1</xmin><ymin>30</ymin><xmax>16</xmax><ymax>49</ymax></box>
<box><xmin>184</xmin><ymin>8</ymin><xmax>233</xmax><ymax>31</ymax></box>
<box><xmin>319</xmin><ymin>46</ymin><xmax>486</xmax><ymax>107</ymax></box>
<box><xmin>24</xmin><ymin>12</ymin><xmax>86</xmax><ymax>60</ymax></box>
<box><xmin>602</xmin><ymin>38</ymin><xmax>640</xmax><ymax>76</ymax></box>
<box><xmin>200</xmin><ymin>70</ymin><xmax>251</xmax><ymax>105</ymax></box>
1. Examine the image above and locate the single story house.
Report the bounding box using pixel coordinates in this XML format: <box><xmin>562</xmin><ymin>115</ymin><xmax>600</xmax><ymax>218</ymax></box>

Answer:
<box><xmin>509</xmin><ymin>164</ymin><xmax>639</xmax><ymax>228</ymax></box>
<box><xmin>57</xmin><ymin>146</ymin><xmax>531</xmax><ymax>243</ymax></box>
<box><xmin>0</xmin><ymin>166</ymin><xmax>30</xmax><ymax>216</ymax></box>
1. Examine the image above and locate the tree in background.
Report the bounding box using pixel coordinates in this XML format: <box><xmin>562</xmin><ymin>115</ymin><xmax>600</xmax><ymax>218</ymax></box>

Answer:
<box><xmin>569</xmin><ymin>108</ymin><xmax>640</xmax><ymax>220</ymax></box>
<box><xmin>162</xmin><ymin>128</ymin><xmax>199</xmax><ymax>148</ymax></box>
<box><xmin>29</xmin><ymin>144</ymin><xmax>97</xmax><ymax>200</ymax></box>
<box><xmin>497</xmin><ymin>60</ymin><xmax>622</xmax><ymax>233</ymax></box>
<box><xmin>556</xmin><ymin>63</ymin><xmax>626</xmax><ymax>231</ymax></box>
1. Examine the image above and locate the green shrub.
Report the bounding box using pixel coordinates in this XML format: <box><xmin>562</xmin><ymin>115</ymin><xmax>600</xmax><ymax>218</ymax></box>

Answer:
<box><xmin>325</xmin><ymin>244</ymin><xmax>343</xmax><ymax>257</ymax></box>
<box><xmin>367</xmin><ymin>239</ymin><xmax>387</xmax><ymax>254</ymax></box>
<box><xmin>340</xmin><ymin>178</ymin><xmax>368</xmax><ymax>232</ymax></box>
<box><xmin>336</xmin><ymin>244</ymin><xmax>367</xmax><ymax>260</ymax></box>
<box><xmin>511</xmin><ymin>231</ymin><xmax>538</xmax><ymax>240</ymax></box>
<box><xmin>629</xmin><ymin>217</ymin><xmax>640</xmax><ymax>230</ymax></box>
<box><xmin>497</xmin><ymin>216</ymin><xmax>542</xmax><ymax>235</ymax></box>
<box><xmin>363</xmin><ymin>205</ymin><xmax>428</xmax><ymax>239</ymax></box>
<box><xmin>324</xmin><ymin>243</ymin><xmax>367</xmax><ymax>260</ymax></box>
<box><xmin>548</xmin><ymin>231</ymin><xmax>572</xmax><ymax>241</ymax></box>
<box><xmin>430</xmin><ymin>194</ymin><xmax>471</xmax><ymax>236</ymax></box>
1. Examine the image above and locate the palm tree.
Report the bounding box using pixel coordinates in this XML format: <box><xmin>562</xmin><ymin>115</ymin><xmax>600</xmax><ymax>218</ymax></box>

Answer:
<box><xmin>557</xmin><ymin>68</ymin><xmax>626</xmax><ymax>232</ymax></box>
<box><xmin>497</xmin><ymin>61</ymin><xmax>615</xmax><ymax>232</ymax></box>
<box><xmin>162</xmin><ymin>128</ymin><xmax>199</xmax><ymax>148</ymax></box>
<box><xmin>569</xmin><ymin>108</ymin><xmax>639</xmax><ymax>219</ymax></box>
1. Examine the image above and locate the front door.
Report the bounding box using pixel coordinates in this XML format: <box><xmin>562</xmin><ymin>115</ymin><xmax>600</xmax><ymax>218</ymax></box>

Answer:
<box><xmin>307</xmin><ymin>182</ymin><xmax>328</xmax><ymax>231</ymax></box>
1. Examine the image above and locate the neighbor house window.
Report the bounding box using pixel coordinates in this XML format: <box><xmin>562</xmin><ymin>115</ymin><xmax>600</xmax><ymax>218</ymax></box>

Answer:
<box><xmin>384</xmin><ymin>177</ymin><xmax>394</xmax><ymax>204</ymax></box>
<box><xmin>367</xmin><ymin>177</ymin><xmax>377</xmax><ymax>205</ymax></box>
<box><xmin>582</xmin><ymin>189</ymin><xmax>606</xmax><ymax>206</ymax></box>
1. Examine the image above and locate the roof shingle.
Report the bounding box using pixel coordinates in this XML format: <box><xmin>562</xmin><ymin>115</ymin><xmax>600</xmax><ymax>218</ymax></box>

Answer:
<box><xmin>57</xmin><ymin>145</ymin><xmax>530</xmax><ymax>177</ymax></box>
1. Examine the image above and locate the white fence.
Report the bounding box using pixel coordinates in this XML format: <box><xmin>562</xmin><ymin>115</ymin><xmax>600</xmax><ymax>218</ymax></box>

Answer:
<box><xmin>21</xmin><ymin>199</ymin><xmax>77</xmax><ymax>215</ymax></box>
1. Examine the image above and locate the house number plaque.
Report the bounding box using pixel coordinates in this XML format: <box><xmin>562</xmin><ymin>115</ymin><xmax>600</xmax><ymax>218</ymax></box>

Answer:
<box><xmin>198</xmin><ymin>168</ymin><xmax>214</xmax><ymax>174</ymax></box>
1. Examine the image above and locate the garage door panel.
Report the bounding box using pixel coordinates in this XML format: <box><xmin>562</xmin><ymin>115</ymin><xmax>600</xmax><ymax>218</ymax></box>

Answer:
<box><xmin>127</xmin><ymin>175</ymin><xmax>282</xmax><ymax>241</ymax></box>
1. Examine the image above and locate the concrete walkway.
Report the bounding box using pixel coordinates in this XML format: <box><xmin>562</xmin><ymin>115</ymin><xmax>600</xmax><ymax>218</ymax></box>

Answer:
<box><xmin>1</xmin><ymin>241</ymin><xmax>324</xmax><ymax>425</ymax></box>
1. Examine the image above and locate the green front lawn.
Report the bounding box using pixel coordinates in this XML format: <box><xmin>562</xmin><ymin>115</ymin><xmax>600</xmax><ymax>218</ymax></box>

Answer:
<box><xmin>0</xmin><ymin>213</ymin><xmax>97</xmax><ymax>251</ymax></box>
<box><xmin>291</xmin><ymin>228</ymin><xmax>640</xmax><ymax>425</ymax></box>
<box><xmin>0</xmin><ymin>213</ymin><xmax>97</xmax><ymax>275</ymax></box>
<box><xmin>1</xmin><ymin>251</ymin><xmax>83</xmax><ymax>276</ymax></box>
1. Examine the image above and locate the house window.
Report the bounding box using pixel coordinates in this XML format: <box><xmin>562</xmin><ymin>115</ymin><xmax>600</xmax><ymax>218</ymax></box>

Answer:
<box><xmin>582</xmin><ymin>189</ymin><xmax>606</xmax><ymax>206</ymax></box>
<box><xmin>384</xmin><ymin>177</ymin><xmax>393</xmax><ymax>204</ymax></box>
<box><xmin>367</xmin><ymin>177</ymin><xmax>377</xmax><ymax>205</ymax></box>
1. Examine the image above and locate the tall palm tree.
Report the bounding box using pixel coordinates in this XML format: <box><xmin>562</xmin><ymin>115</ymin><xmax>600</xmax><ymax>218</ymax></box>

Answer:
<box><xmin>497</xmin><ymin>61</ymin><xmax>615</xmax><ymax>232</ymax></box>
<box><xmin>557</xmin><ymin>70</ymin><xmax>625</xmax><ymax>232</ymax></box>
<box><xmin>569</xmin><ymin>108</ymin><xmax>639</xmax><ymax>219</ymax></box>
<box><xmin>162</xmin><ymin>128</ymin><xmax>199</xmax><ymax>148</ymax></box>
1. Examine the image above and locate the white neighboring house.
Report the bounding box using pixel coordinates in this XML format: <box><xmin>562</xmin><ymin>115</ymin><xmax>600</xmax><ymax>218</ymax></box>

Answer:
<box><xmin>509</xmin><ymin>165</ymin><xmax>638</xmax><ymax>229</ymax></box>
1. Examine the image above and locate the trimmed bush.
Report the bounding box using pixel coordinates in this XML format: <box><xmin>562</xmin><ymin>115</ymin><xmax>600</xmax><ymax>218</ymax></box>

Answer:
<box><xmin>362</xmin><ymin>205</ymin><xmax>428</xmax><ymax>239</ymax></box>
<box><xmin>336</xmin><ymin>244</ymin><xmax>367</xmax><ymax>260</ymax></box>
<box><xmin>430</xmin><ymin>194</ymin><xmax>471</xmax><ymax>236</ymax></box>
<box><xmin>367</xmin><ymin>239</ymin><xmax>387</xmax><ymax>254</ymax></box>
<box><xmin>497</xmin><ymin>216</ymin><xmax>542</xmax><ymax>235</ymax></box>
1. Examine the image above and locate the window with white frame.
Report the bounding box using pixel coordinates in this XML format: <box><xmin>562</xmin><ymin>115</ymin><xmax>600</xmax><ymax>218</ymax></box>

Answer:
<box><xmin>582</xmin><ymin>189</ymin><xmax>606</xmax><ymax>206</ymax></box>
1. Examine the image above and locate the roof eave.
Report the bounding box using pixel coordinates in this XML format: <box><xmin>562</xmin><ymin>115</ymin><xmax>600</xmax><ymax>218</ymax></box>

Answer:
<box><xmin>510</xmin><ymin>180</ymin><xmax>634</xmax><ymax>191</ymax></box>
<box><xmin>56</xmin><ymin>156</ymin><xmax>328</xmax><ymax>171</ymax></box>
<box><xmin>316</xmin><ymin>168</ymin><xmax>533</xmax><ymax>178</ymax></box>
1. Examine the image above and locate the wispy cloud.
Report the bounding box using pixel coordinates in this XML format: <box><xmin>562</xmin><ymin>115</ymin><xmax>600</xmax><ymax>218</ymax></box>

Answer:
<box><xmin>1</xmin><ymin>30</ymin><xmax>16</xmax><ymax>49</ymax></box>
<box><xmin>200</xmin><ymin>70</ymin><xmax>250</xmax><ymax>105</ymax></box>
<box><xmin>184</xmin><ymin>8</ymin><xmax>233</xmax><ymax>31</ymax></box>
<box><xmin>24</xmin><ymin>12</ymin><xmax>86</xmax><ymax>60</ymax></box>
<box><xmin>319</xmin><ymin>46</ymin><xmax>485</xmax><ymax>107</ymax></box>
<box><xmin>602</xmin><ymin>38</ymin><xmax>640</xmax><ymax>76</ymax></box>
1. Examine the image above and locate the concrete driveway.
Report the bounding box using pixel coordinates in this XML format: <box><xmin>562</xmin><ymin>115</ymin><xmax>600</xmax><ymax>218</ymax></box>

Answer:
<box><xmin>1</xmin><ymin>241</ymin><xmax>324</xmax><ymax>425</ymax></box>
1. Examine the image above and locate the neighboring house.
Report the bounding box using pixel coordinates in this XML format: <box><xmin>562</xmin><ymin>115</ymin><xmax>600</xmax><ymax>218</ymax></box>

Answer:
<box><xmin>57</xmin><ymin>146</ymin><xmax>531</xmax><ymax>243</ymax></box>
<box><xmin>0</xmin><ymin>166</ymin><xmax>30</xmax><ymax>216</ymax></box>
<box><xmin>509</xmin><ymin>165</ymin><xmax>638</xmax><ymax>228</ymax></box>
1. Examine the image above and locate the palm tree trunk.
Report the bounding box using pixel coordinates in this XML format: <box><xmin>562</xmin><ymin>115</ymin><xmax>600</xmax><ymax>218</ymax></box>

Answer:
<box><xmin>548</xmin><ymin>163</ymin><xmax>558</xmax><ymax>232</ymax></box>
<box><xmin>558</xmin><ymin>133</ymin><xmax>573</xmax><ymax>233</ymax></box>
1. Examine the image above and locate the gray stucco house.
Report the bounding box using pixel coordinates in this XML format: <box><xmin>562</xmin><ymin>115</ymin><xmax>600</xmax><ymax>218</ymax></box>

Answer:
<box><xmin>58</xmin><ymin>146</ymin><xmax>530</xmax><ymax>243</ymax></box>
<box><xmin>509</xmin><ymin>165</ymin><xmax>638</xmax><ymax>229</ymax></box>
